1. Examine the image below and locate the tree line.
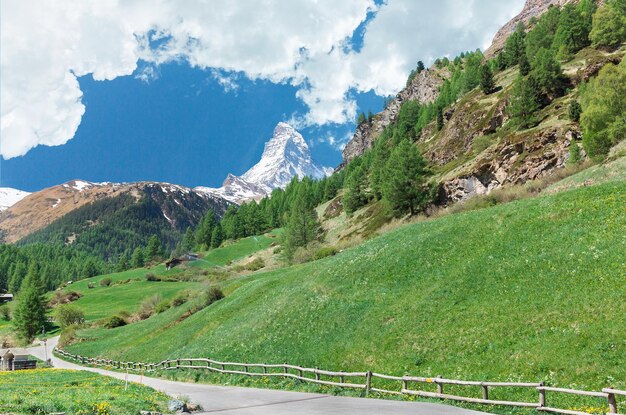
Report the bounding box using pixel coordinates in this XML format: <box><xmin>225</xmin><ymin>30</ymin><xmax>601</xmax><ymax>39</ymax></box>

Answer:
<box><xmin>0</xmin><ymin>244</ymin><xmax>108</xmax><ymax>294</ymax></box>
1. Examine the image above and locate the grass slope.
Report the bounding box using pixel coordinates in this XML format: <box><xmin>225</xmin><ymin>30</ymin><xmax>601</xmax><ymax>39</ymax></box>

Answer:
<box><xmin>68</xmin><ymin>183</ymin><xmax>625</xmax><ymax>392</ymax></box>
<box><xmin>56</xmin><ymin>232</ymin><xmax>279</xmax><ymax>322</ymax></box>
<box><xmin>0</xmin><ymin>369</ymin><xmax>168</xmax><ymax>415</ymax></box>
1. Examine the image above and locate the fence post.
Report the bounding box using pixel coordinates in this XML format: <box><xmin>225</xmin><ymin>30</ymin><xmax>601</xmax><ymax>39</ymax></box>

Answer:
<box><xmin>263</xmin><ymin>366</ymin><xmax>267</xmax><ymax>375</ymax></box>
<box><xmin>366</xmin><ymin>371</ymin><xmax>372</xmax><ymax>396</ymax></box>
<box><xmin>436</xmin><ymin>376</ymin><xmax>443</xmax><ymax>395</ymax></box>
<box><xmin>539</xmin><ymin>384</ymin><xmax>546</xmax><ymax>408</ymax></box>
<box><xmin>608</xmin><ymin>391</ymin><xmax>617</xmax><ymax>414</ymax></box>
<box><xmin>176</xmin><ymin>359</ymin><xmax>180</xmax><ymax>369</ymax></box>
<box><xmin>244</xmin><ymin>364</ymin><xmax>248</xmax><ymax>374</ymax></box>
<box><xmin>402</xmin><ymin>375</ymin><xmax>408</xmax><ymax>393</ymax></box>
<box><xmin>340</xmin><ymin>372</ymin><xmax>345</xmax><ymax>384</ymax></box>
<box><xmin>481</xmin><ymin>383</ymin><xmax>489</xmax><ymax>400</ymax></box>
<box><xmin>315</xmin><ymin>367</ymin><xmax>320</xmax><ymax>381</ymax></box>
<box><xmin>283</xmin><ymin>363</ymin><xmax>288</xmax><ymax>377</ymax></box>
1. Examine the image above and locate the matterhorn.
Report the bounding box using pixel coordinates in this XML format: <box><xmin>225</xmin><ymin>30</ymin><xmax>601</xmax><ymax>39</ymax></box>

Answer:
<box><xmin>196</xmin><ymin>123</ymin><xmax>332</xmax><ymax>204</ymax></box>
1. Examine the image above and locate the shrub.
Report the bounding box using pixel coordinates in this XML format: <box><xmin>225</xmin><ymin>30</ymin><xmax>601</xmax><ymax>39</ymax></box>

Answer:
<box><xmin>136</xmin><ymin>294</ymin><xmax>163</xmax><ymax>320</ymax></box>
<box><xmin>99</xmin><ymin>278</ymin><xmax>112</xmax><ymax>287</ymax></box>
<box><xmin>145</xmin><ymin>273</ymin><xmax>161</xmax><ymax>282</ymax></box>
<box><xmin>189</xmin><ymin>287</ymin><xmax>225</xmax><ymax>315</ymax></box>
<box><xmin>54</xmin><ymin>305</ymin><xmax>85</xmax><ymax>329</ymax></box>
<box><xmin>568</xmin><ymin>142</ymin><xmax>583</xmax><ymax>164</ymax></box>
<box><xmin>58</xmin><ymin>325</ymin><xmax>77</xmax><ymax>347</ymax></box>
<box><xmin>155</xmin><ymin>300</ymin><xmax>171</xmax><ymax>313</ymax></box>
<box><xmin>313</xmin><ymin>246</ymin><xmax>338</xmax><ymax>261</ymax></box>
<box><xmin>569</xmin><ymin>101</ymin><xmax>582</xmax><ymax>122</ymax></box>
<box><xmin>245</xmin><ymin>257</ymin><xmax>265</xmax><ymax>271</ymax></box>
<box><xmin>87</xmin><ymin>283</ymin><xmax>95</xmax><ymax>289</ymax></box>
<box><xmin>171</xmin><ymin>292</ymin><xmax>189</xmax><ymax>307</ymax></box>
<box><xmin>48</xmin><ymin>290</ymin><xmax>82</xmax><ymax>307</ymax></box>
<box><xmin>104</xmin><ymin>315</ymin><xmax>127</xmax><ymax>329</ymax></box>
<box><xmin>0</xmin><ymin>304</ymin><xmax>10</xmax><ymax>321</ymax></box>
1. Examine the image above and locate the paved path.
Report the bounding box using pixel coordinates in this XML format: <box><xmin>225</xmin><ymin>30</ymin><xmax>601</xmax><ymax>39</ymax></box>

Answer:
<box><xmin>28</xmin><ymin>337</ymin><xmax>491</xmax><ymax>415</ymax></box>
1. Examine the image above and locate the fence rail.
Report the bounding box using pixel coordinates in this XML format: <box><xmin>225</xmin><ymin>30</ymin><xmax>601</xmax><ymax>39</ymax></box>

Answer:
<box><xmin>54</xmin><ymin>348</ymin><xmax>624</xmax><ymax>415</ymax></box>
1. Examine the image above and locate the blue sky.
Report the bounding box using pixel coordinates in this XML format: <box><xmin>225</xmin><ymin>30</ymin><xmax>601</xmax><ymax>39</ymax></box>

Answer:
<box><xmin>1</xmin><ymin>0</ymin><xmax>524</xmax><ymax>192</ymax></box>
<box><xmin>1</xmin><ymin>63</ymin><xmax>382</xmax><ymax>192</ymax></box>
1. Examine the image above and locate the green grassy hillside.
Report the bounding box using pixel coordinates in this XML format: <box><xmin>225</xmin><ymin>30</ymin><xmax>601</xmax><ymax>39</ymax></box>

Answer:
<box><xmin>53</xmin><ymin>232</ymin><xmax>279</xmax><ymax>323</ymax></box>
<box><xmin>67</xmin><ymin>181</ymin><xmax>626</xmax><ymax>391</ymax></box>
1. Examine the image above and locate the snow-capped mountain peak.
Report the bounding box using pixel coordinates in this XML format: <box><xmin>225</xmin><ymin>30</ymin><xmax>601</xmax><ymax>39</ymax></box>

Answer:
<box><xmin>196</xmin><ymin>122</ymin><xmax>332</xmax><ymax>204</ymax></box>
<box><xmin>0</xmin><ymin>187</ymin><xmax>31</xmax><ymax>211</ymax></box>
<box><xmin>241</xmin><ymin>122</ymin><xmax>331</xmax><ymax>189</ymax></box>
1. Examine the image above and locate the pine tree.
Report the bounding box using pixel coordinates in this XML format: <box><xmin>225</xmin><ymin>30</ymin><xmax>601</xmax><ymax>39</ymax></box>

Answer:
<box><xmin>553</xmin><ymin>2</ymin><xmax>594</xmax><ymax>59</ymax></box>
<box><xmin>116</xmin><ymin>251</ymin><xmax>130</xmax><ymax>272</ymax></box>
<box><xmin>145</xmin><ymin>235</ymin><xmax>163</xmax><ymax>261</ymax></box>
<box><xmin>211</xmin><ymin>224</ymin><xmax>224</xmax><ymax>249</ymax></box>
<box><xmin>343</xmin><ymin>165</ymin><xmax>368</xmax><ymax>215</ymax></box>
<box><xmin>508</xmin><ymin>75</ymin><xmax>541</xmax><ymax>129</ymax></box>
<box><xmin>195</xmin><ymin>210</ymin><xmax>216</xmax><ymax>248</ymax></box>
<box><xmin>480</xmin><ymin>64</ymin><xmax>495</xmax><ymax>94</ymax></box>
<box><xmin>531</xmin><ymin>48</ymin><xmax>565</xmax><ymax>97</ymax></box>
<box><xmin>283</xmin><ymin>187</ymin><xmax>320</xmax><ymax>259</ymax></box>
<box><xmin>436</xmin><ymin>106</ymin><xmax>444</xmax><ymax>131</ymax></box>
<box><xmin>519</xmin><ymin>51</ymin><xmax>531</xmax><ymax>76</ymax></box>
<box><xmin>13</xmin><ymin>264</ymin><xmax>46</xmax><ymax>342</ymax></box>
<box><xmin>505</xmin><ymin>23</ymin><xmax>527</xmax><ymax>67</ymax></box>
<box><xmin>131</xmin><ymin>247</ymin><xmax>145</xmax><ymax>268</ymax></box>
<box><xmin>525</xmin><ymin>6</ymin><xmax>561</xmax><ymax>61</ymax></box>
<box><xmin>416</xmin><ymin>61</ymin><xmax>425</xmax><ymax>73</ymax></box>
<box><xmin>357</xmin><ymin>112</ymin><xmax>366</xmax><ymax>124</ymax></box>
<box><xmin>382</xmin><ymin>140</ymin><xmax>430</xmax><ymax>216</ymax></box>
<box><xmin>181</xmin><ymin>227</ymin><xmax>195</xmax><ymax>252</ymax></box>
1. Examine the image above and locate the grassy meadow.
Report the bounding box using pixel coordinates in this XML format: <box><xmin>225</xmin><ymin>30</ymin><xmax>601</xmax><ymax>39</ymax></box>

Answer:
<box><xmin>64</xmin><ymin>181</ymin><xmax>625</xmax><ymax>402</ymax></box>
<box><xmin>55</xmin><ymin>232</ymin><xmax>279</xmax><ymax>323</ymax></box>
<box><xmin>0</xmin><ymin>369</ymin><xmax>168</xmax><ymax>415</ymax></box>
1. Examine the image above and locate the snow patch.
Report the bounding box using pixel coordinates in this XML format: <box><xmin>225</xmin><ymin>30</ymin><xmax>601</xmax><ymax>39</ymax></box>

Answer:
<box><xmin>0</xmin><ymin>187</ymin><xmax>31</xmax><ymax>211</ymax></box>
<box><xmin>163</xmin><ymin>210</ymin><xmax>173</xmax><ymax>224</ymax></box>
<box><xmin>52</xmin><ymin>198</ymin><xmax>61</xmax><ymax>208</ymax></box>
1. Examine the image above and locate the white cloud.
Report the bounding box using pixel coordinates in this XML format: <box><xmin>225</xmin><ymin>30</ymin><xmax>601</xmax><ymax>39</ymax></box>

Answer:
<box><xmin>0</xmin><ymin>0</ymin><xmax>524</xmax><ymax>158</ymax></box>
<box><xmin>211</xmin><ymin>70</ymin><xmax>240</xmax><ymax>94</ymax></box>
<box><xmin>135</xmin><ymin>65</ymin><xmax>160</xmax><ymax>84</ymax></box>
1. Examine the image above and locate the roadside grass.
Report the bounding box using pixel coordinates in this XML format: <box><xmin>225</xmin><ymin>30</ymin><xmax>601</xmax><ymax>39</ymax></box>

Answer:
<box><xmin>0</xmin><ymin>369</ymin><xmax>168</xmax><ymax>415</ymax></box>
<box><xmin>66</xmin><ymin>181</ymin><xmax>626</xmax><ymax>411</ymax></box>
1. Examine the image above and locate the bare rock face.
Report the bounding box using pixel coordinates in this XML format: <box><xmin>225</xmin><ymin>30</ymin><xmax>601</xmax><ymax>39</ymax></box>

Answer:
<box><xmin>440</xmin><ymin>128</ymin><xmax>581</xmax><ymax>203</ymax></box>
<box><xmin>340</xmin><ymin>67</ymin><xmax>449</xmax><ymax>167</ymax></box>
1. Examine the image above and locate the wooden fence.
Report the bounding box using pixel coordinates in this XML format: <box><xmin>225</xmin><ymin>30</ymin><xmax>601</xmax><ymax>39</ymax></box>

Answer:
<box><xmin>54</xmin><ymin>348</ymin><xmax>624</xmax><ymax>415</ymax></box>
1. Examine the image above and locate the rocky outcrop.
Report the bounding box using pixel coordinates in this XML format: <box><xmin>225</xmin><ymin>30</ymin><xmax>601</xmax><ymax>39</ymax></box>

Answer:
<box><xmin>484</xmin><ymin>0</ymin><xmax>604</xmax><ymax>59</ymax></box>
<box><xmin>440</xmin><ymin>128</ymin><xmax>581</xmax><ymax>203</ymax></box>
<box><xmin>485</xmin><ymin>0</ymin><xmax>572</xmax><ymax>59</ymax></box>
<box><xmin>341</xmin><ymin>67</ymin><xmax>449</xmax><ymax>166</ymax></box>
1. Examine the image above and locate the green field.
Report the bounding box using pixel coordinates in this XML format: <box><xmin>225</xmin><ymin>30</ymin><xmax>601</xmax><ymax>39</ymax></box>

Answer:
<box><xmin>66</xmin><ymin>181</ymin><xmax>626</xmax><ymax>400</ymax></box>
<box><xmin>0</xmin><ymin>369</ymin><xmax>168</xmax><ymax>415</ymax></box>
<box><xmin>191</xmin><ymin>230</ymin><xmax>280</xmax><ymax>268</ymax></box>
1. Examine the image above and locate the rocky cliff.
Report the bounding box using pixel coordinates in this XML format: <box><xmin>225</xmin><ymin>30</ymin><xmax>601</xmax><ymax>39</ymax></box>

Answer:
<box><xmin>340</xmin><ymin>66</ymin><xmax>449</xmax><ymax>167</ymax></box>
